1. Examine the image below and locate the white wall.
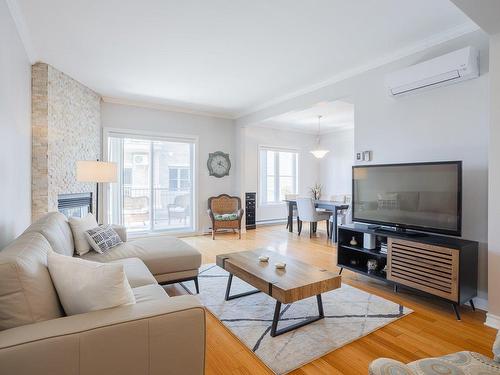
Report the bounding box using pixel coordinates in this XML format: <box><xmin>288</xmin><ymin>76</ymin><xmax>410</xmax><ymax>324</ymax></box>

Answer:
<box><xmin>487</xmin><ymin>33</ymin><xmax>500</xmax><ymax>322</ymax></box>
<box><xmin>0</xmin><ymin>1</ymin><xmax>31</xmax><ymax>248</ymax></box>
<box><xmin>353</xmin><ymin>33</ymin><xmax>489</xmax><ymax>305</ymax></box>
<box><xmin>238</xmin><ymin>126</ymin><xmax>319</xmax><ymax>222</ymax></box>
<box><xmin>101</xmin><ymin>102</ymin><xmax>236</xmax><ymax>233</ymax></box>
<box><xmin>319</xmin><ymin>128</ymin><xmax>354</xmax><ymax>199</ymax></box>
<box><xmin>237</xmin><ymin>30</ymin><xmax>490</xmax><ymax>306</ymax></box>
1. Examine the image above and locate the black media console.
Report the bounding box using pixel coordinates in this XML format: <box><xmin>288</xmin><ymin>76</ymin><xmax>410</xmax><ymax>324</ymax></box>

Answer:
<box><xmin>337</xmin><ymin>224</ymin><xmax>478</xmax><ymax>320</ymax></box>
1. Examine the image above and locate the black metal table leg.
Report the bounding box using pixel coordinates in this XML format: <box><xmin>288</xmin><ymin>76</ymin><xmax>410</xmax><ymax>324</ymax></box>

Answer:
<box><xmin>224</xmin><ymin>273</ymin><xmax>261</xmax><ymax>301</ymax></box>
<box><xmin>332</xmin><ymin>207</ymin><xmax>339</xmax><ymax>242</ymax></box>
<box><xmin>194</xmin><ymin>276</ymin><xmax>200</xmax><ymax>294</ymax></box>
<box><xmin>288</xmin><ymin>202</ymin><xmax>294</xmax><ymax>233</ymax></box>
<box><xmin>452</xmin><ymin>303</ymin><xmax>461</xmax><ymax>320</ymax></box>
<box><xmin>270</xmin><ymin>294</ymin><xmax>325</xmax><ymax>337</ymax></box>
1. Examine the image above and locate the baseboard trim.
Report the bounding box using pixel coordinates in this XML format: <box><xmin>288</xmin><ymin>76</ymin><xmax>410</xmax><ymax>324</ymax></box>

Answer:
<box><xmin>256</xmin><ymin>219</ymin><xmax>287</xmax><ymax>226</ymax></box>
<box><xmin>472</xmin><ymin>297</ymin><xmax>489</xmax><ymax>312</ymax></box>
<box><xmin>486</xmin><ymin>313</ymin><xmax>500</xmax><ymax>329</ymax></box>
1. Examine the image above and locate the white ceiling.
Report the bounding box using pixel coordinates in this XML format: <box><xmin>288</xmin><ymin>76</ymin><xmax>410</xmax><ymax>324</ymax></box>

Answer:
<box><xmin>12</xmin><ymin>0</ymin><xmax>475</xmax><ymax>118</ymax></box>
<box><xmin>260</xmin><ymin>100</ymin><xmax>354</xmax><ymax>135</ymax></box>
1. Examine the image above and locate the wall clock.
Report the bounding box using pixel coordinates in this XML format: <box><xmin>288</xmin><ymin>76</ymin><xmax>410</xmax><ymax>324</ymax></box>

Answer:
<box><xmin>207</xmin><ymin>151</ymin><xmax>231</xmax><ymax>178</ymax></box>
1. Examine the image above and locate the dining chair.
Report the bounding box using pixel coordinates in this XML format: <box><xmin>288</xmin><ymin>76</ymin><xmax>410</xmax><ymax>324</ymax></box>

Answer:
<box><xmin>329</xmin><ymin>194</ymin><xmax>352</xmax><ymax>241</ymax></box>
<box><xmin>330</xmin><ymin>194</ymin><xmax>346</xmax><ymax>203</ymax></box>
<box><xmin>296</xmin><ymin>198</ymin><xmax>332</xmax><ymax>238</ymax></box>
<box><xmin>285</xmin><ymin>194</ymin><xmax>299</xmax><ymax>230</ymax></box>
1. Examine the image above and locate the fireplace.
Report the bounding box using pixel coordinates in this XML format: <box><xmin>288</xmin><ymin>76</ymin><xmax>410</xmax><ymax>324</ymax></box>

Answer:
<box><xmin>58</xmin><ymin>193</ymin><xmax>93</xmax><ymax>218</ymax></box>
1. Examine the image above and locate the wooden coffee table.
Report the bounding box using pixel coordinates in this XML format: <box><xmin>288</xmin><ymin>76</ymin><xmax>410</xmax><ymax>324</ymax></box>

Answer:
<box><xmin>216</xmin><ymin>249</ymin><xmax>341</xmax><ymax>337</ymax></box>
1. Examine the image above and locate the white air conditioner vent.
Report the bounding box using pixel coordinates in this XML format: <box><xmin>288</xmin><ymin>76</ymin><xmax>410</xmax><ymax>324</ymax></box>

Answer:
<box><xmin>385</xmin><ymin>46</ymin><xmax>479</xmax><ymax>96</ymax></box>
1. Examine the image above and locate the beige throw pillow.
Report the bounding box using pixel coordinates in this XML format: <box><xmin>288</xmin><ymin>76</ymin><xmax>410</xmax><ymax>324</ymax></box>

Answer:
<box><xmin>68</xmin><ymin>213</ymin><xmax>98</xmax><ymax>256</ymax></box>
<box><xmin>47</xmin><ymin>251</ymin><xmax>135</xmax><ymax>316</ymax></box>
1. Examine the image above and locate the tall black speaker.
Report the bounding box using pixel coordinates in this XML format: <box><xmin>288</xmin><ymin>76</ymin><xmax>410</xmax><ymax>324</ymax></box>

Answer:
<box><xmin>245</xmin><ymin>192</ymin><xmax>256</xmax><ymax>230</ymax></box>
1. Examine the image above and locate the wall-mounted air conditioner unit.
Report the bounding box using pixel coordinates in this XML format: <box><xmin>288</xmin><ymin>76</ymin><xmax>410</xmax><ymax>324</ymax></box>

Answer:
<box><xmin>385</xmin><ymin>46</ymin><xmax>479</xmax><ymax>96</ymax></box>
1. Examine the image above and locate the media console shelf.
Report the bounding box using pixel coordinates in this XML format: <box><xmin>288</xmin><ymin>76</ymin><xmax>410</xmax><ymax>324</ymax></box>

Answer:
<box><xmin>337</xmin><ymin>224</ymin><xmax>478</xmax><ymax>320</ymax></box>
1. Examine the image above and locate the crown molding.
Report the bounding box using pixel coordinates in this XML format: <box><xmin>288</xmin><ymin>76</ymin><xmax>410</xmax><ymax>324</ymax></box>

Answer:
<box><xmin>235</xmin><ymin>21</ymin><xmax>480</xmax><ymax>119</ymax></box>
<box><xmin>6</xmin><ymin>0</ymin><xmax>37</xmax><ymax>63</ymax></box>
<box><xmin>102</xmin><ymin>96</ymin><xmax>236</xmax><ymax>120</ymax></box>
<box><xmin>246</xmin><ymin>122</ymin><xmax>353</xmax><ymax>136</ymax></box>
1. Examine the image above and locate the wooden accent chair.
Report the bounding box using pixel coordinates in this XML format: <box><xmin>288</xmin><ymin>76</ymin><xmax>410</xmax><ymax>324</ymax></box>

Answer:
<box><xmin>207</xmin><ymin>194</ymin><xmax>244</xmax><ymax>240</ymax></box>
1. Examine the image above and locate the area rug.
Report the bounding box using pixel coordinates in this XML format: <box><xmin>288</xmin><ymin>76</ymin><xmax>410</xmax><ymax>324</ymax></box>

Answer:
<box><xmin>183</xmin><ymin>264</ymin><xmax>412</xmax><ymax>375</ymax></box>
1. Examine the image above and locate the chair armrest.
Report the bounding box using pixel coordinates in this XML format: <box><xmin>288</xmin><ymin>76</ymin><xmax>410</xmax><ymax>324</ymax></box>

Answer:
<box><xmin>0</xmin><ymin>295</ymin><xmax>205</xmax><ymax>375</ymax></box>
<box><xmin>369</xmin><ymin>358</ymin><xmax>416</xmax><ymax>375</ymax></box>
<box><xmin>237</xmin><ymin>208</ymin><xmax>244</xmax><ymax>218</ymax></box>
<box><xmin>207</xmin><ymin>208</ymin><xmax>215</xmax><ymax>221</ymax></box>
<box><xmin>111</xmin><ymin>224</ymin><xmax>127</xmax><ymax>242</ymax></box>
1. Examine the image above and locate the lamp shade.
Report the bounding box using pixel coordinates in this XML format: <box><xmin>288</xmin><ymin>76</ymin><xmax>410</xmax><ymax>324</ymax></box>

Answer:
<box><xmin>76</xmin><ymin>161</ymin><xmax>117</xmax><ymax>183</ymax></box>
<box><xmin>310</xmin><ymin>149</ymin><xmax>330</xmax><ymax>159</ymax></box>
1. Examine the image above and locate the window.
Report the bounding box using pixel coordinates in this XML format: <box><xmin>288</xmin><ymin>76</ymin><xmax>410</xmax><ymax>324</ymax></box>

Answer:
<box><xmin>259</xmin><ymin>148</ymin><xmax>298</xmax><ymax>204</ymax></box>
<box><xmin>106</xmin><ymin>131</ymin><xmax>196</xmax><ymax>234</ymax></box>
<box><xmin>169</xmin><ymin>167</ymin><xmax>190</xmax><ymax>191</ymax></box>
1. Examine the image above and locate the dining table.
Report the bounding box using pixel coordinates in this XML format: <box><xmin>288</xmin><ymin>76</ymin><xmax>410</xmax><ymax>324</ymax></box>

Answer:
<box><xmin>284</xmin><ymin>199</ymin><xmax>349</xmax><ymax>242</ymax></box>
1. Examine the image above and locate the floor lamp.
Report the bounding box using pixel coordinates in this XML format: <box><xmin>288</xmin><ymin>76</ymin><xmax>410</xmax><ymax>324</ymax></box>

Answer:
<box><xmin>76</xmin><ymin>160</ymin><xmax>118</xmax><ymax>222</ymax></box>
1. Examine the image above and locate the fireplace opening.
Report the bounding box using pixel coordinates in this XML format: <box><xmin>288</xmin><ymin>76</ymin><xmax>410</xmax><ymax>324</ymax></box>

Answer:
<box><xmin>58</xmin><ymin>193</ymin><xmax>93</xmax><ymax>218</ymax></box>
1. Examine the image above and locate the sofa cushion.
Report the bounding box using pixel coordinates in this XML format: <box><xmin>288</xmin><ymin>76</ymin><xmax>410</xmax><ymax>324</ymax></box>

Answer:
<box><xmin>132</xmin><ymin>284</ymin><xmax>170</xmax><ymax>302</ymax></box>
<box><xmin>214</xmin><ymin>213</ymin><xmax>239</xmax><ymax>221</ymax></box>
<box><xmin>81</xmin><ymin>236</ymin><xmax>201</xmax><ymax>278</ymax></box>
<box><xmin>68</xmin><ymin>213</ymin><xmax>98</xmax><ymax>256</ymax></box>
<box><xmin>110</xmin><ymin>258</ymin><xmax>158</xmax><ymax>288</ymax></box>
<box><xmin>24</xmin><ymin>212</ymin><xmax>75</xmax><ymax>256</ymax></box>
<box><xmin>47</xmin><ymin>251</ymin><xmax>136</xmax><ymax>316</ymax></box>
<box><xmin>0</xmin><ymin>232</ymin><xmax>64</xmax><ymax>331</ymax></box>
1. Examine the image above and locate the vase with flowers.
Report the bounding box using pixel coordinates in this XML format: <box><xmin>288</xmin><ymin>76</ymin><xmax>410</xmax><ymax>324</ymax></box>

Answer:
<box><xmin>310</xmin><ymin>184</ymin><xmax>322</xmax><ymax>200</ymax></box>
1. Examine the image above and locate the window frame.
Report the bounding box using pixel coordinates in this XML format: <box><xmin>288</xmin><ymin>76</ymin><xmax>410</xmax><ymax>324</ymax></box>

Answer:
<box><xmin>103</xmin><ymin>127</ymin><xmax>199</xmax><ymax>236</ymax></box>
<box><xmin>168</xmin><ymin>166</ymin><xmax>191</xmax><ymax>192</ymax></box>
<box><xmin>258</xmin><ymin>146</ymin><xmax>299</xmax><ymax>206</ymax></box>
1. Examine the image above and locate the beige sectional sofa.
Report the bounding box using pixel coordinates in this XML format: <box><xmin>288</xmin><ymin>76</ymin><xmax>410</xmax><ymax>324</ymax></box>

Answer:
<box><xmin>0</xmin><ymin>212</ymin><xmax>205</xmax><ymax>375</ymax></box>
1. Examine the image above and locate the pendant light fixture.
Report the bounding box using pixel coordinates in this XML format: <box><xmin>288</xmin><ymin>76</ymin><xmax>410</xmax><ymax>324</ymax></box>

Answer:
<box><xmin>310</xmin><ymin>115</ymin><xmax>329</xmax><ymax>159</ymax></box>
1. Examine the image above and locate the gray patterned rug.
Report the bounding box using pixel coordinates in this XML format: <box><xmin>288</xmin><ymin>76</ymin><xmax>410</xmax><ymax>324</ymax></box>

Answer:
<box><xmin>183</xmin><ymin>264</ymin><xmax>412</xmax><ymax>375</ymax></box>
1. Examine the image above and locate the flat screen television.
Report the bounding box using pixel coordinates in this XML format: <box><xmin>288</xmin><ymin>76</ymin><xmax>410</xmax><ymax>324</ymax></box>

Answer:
<box><xmin>352</xmin><ymin>161</ymin><xmax>462</xmax><ymax>236</ymax></box>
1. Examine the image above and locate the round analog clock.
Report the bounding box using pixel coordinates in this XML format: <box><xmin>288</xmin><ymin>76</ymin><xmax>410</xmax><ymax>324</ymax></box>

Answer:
<box><xmin>207</xmin><ymin>151</ymin><xmax>231</xmax><ymax>178</ymax></box>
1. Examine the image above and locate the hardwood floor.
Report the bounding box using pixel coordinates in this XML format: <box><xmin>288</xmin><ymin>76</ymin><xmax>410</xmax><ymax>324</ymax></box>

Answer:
<box><xmin>166</xmin><ymin>224</ymin><xmax>496</xmax><ymax>374</ymax></box>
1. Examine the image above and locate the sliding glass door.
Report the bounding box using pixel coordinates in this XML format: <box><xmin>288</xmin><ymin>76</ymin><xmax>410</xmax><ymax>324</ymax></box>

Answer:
<box><xmin>106</xmin><ymin>132</ymin><xmax>196</xmax><ymax>234</ymax></box>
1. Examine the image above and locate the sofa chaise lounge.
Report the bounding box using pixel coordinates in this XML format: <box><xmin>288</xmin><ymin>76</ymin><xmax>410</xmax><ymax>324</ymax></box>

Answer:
<box><xmin>0</xmin><ymin>212</ymin><xmax>205</xmax><ymax>375</ymax></box>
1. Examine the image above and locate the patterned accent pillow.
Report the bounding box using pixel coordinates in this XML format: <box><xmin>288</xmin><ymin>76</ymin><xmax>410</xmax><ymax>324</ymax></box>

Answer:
<box><xmin>85</xmin><ymin>225</ymin><xmax>123</xmax><ymax>254</ymax></box>
<box><xmin>214</xmin><ymin>213</ymin><xmax>239</xmax><ymax>221</ymax></box>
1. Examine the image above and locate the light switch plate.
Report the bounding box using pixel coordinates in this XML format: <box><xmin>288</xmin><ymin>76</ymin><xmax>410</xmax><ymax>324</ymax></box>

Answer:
<box><xmin>362</xmin><ymin>151</ymin><xmax>372</xmax><ymax>161</ymax></box>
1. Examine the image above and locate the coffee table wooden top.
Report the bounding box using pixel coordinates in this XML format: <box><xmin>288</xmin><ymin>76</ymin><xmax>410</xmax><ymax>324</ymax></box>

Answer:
<box><xmin>216</xmin><ymin>249</ymin><xmax>341</xmax><ymax>304</ymax></box>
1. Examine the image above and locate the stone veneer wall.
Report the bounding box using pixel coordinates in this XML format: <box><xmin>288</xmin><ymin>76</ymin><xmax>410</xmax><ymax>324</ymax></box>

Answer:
<box><xmin>31</xmin><ymin>62</ymin><xmax>101</xmax><ymax>220</ymax></box>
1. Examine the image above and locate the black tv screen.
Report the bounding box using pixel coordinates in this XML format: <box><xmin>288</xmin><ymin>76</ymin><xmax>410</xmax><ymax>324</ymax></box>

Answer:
<box><xmin>352</xmin><ymin>161</ymin><xmax>462</xmax><ymax>236</ymax></box>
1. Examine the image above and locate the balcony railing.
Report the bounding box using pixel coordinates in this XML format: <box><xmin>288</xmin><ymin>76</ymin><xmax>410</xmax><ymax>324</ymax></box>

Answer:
<box><xmin>122</xmin><ymin>186</ymin><xmax>192</xmax><ymax>231</ymax></box>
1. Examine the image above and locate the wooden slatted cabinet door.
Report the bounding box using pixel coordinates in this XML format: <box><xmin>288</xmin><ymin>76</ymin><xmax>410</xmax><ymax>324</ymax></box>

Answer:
<box><xmin>387</xmin><ymin>238</ymin><xmax>459</xmax><ymax>302</ymax></box>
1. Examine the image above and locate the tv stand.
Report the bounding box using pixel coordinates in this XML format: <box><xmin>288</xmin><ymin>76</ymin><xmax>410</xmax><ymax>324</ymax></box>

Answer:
<box><xmin>374</xmin><ymin>227</ymin><xmax>429</xmax><ymax>238</ymax></box>
<box><xmin>337</xmin><ymin>224</ymin><xmax>478</xmax><ymax>320</ymax></box>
